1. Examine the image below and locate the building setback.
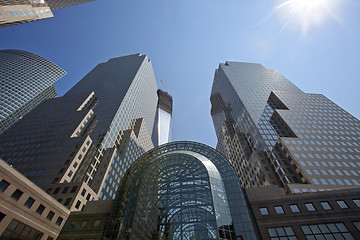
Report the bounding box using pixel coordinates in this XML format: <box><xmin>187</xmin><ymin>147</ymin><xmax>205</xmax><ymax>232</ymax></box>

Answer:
<box><xmin>0</xmin><ymin>54</ymin><xmax>171</xmax><ymax>215</ymax></box>
<box><xmin>210</xmin><ymin>62</ymin><xmax>360</xmax><ymax>193</ymax></box>
<box><xmin>0</xmin><ymin>49</ymin><xmax>66</xmax><ymax>135</ymax></box>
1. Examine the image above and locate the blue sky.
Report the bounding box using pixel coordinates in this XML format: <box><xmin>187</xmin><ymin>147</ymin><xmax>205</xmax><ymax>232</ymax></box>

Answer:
<box><xmin>1</xmin><ymin>0</ymin><xmax>359</xmax><ymax>148</ymax></box>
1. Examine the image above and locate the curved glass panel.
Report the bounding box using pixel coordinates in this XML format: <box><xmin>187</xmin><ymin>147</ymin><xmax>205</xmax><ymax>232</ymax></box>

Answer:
<box><xmin>103</xmin><ymin>141</ymin><xmax>259</xmax><ymax>240</ymax></box>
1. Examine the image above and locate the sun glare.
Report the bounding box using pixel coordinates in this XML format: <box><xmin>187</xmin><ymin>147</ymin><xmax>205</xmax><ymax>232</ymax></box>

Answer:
<box><xmin>274</xmin><ymin>0</ymin><xmax>340</xmax><ymax>35</ymax></box>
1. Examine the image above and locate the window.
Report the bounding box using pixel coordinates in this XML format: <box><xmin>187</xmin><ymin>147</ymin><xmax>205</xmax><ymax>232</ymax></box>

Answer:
<box><xmin>259</xmin><ymin>207</ymin><xmax>269</xmax><ymax>215</ymax></box>
<box><xmin>54</xmin><ymin>187</ymin><xmax>60</xmax><ymax>194</ymax></box>
<box><xmin>62</xmin><ymin>187</ymin><xmax>69</xmax><ymax>194</ymax></box>
<box><xmin>81</xmin><ymin>189</ymin><xmax>86</xmax><ymax>196</ymax></box>
<box><xmin>68</xmin><ymin>170</ymin><xmax>73</xmax><ymax>177</ymax></box>
<box><xmin>321</xmin><ymin>202</ymin><xmax>332</xmax><ymax>210</ymax></box>
<box><xmin>336</xmin><ymin>200</ymin><xmax>349</xmax><ymax>209</ymax></box>
<box><xmin>354</xmin><ymin>222</ymin><xmax>360</xmax><ymax>231</ymax></box>
<box><xmin>93</xmin><ymin>219</ymin><xmax>101</xmax><ymax>227</ymax></box>
<box><xmin>301</xmin><ymin>223</ymin><xmax>354</xmax><ymax>239</ymax></box>
<box><xmin>353</xmin><ymin>199</ymin><xmax>360</xmax><ymax>208</ymax></box>
<box><xmin>64</xmin><ymin>198</ymin><xmax>71</xmax><ymax>206</ymax></box>
<box><xmin>305</xmin><ymin>203</ymin><xmax>316</xmax><ymax>212</ymax></box>
<box><xmin>18</xmin><ymin>9</ymin><xmax>26</xmax><ymax>16</ymax></box>
<box><xmin>267</xmin><ymin>226</ymin><xmax>296</xmax><ymax>239</ymax></box>
<box><xmin>0</xmin><ymin>180</ymin><xmax>10</xmax><ymax>192</ymax></box>
<box><xmin>70</xmin><ymin>186</ymin><xmax>77</xmax><ymax>193</ymax></box>
<box><xmin>274</xmin><ymin>206</ymin><xmax>284</xmax><ymax>214</ymax></box>
<box><xmin>75</xmin><ymin>200</ymin><xmax>81</xmax><ymax>209</ymax></box>
<box><xmin>24</xmin><ymin>197</ymin><xmax>35</xmax><ymax>208</ymax></box>
<box><xmin>2</xmin><ymin>219</ymin><xmax>43</xmax><ymax>240</ymax></box>
<box><xmin>26</xmin><ymin>9</ymin><xmax>33</xmax><ymax>15</ymax></box>
<box><xmin>81</xmin><ymin>220</ymin><xmax>87</xmax><ymax>228</ymax></box>
<box><xmin>0</xmin><ymin>212</ymin><xmax>6</xmax><ymax>222</ymax></box>
<box><xmin>46</xmin><ymin>211</ymin><xmax>54</xmax><ymax>221</ymax></box>
<box><xmin>55</xmin><ymin>217</ymin><xmax>63</xmax><ymax>226</ymax></box>
<box><xmin>11</xmin><ymin>189</ymin><xmax>23</xmax><ymax>201</ymax></box>
<box><xmin>36</xmin><ymin>204</ymin><xmax>45</xmax><ymax>215</ymax></box>
<box><xmin>290</xmin><ymin>204</ymin><xmax>300</xmax><ymax>213</ymax></box>
<box><xmin>9</xmin><ymin>10</ymin><xmax>17</xmax><ymax>17</ymax></box>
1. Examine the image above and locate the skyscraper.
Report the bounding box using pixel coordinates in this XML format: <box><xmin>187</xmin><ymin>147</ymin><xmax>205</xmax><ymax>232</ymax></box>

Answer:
<box><xmin>0</xmin><ymin>49</ymin><xmax>66</xmax><ymax>135</ymax></box>
<box><xmin>45</xmin><ymin>0</ymin><xmax>94</xmax><ymax>10</ymax></box>
<box><xmin>211</xmin><ymin>62</ymin><xmax>360</xmax><ymax>193</ymax></box>
<box><xmin>0</xmin><ymin>54</ymin><xmax>169</xmax><ymax>211</ymax></box>
<box><xmin>0</xmin><ymin>0</ymin><xmax>54</xmax><ymax>28</ymax></box>
<box><xmin>152</xmin><ymin>89</ymin><xmax>173</xmax><ymax>146</ymax></box>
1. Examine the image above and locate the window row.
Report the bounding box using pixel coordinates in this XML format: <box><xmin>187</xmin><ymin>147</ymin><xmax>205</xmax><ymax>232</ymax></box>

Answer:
<box><xmin>8</xmin><ymin>9</ymin><xmax>51</xmax><ymax>18</ymax></box>
<box><xmin>259</xmin><ymin>199</ymin><xmax>360</xmax><ymax>215</ymax></box>
<box><xmin>0</xmin><ymin>179</ymin><xmax>63</xmax><ymax>226</ymax></box>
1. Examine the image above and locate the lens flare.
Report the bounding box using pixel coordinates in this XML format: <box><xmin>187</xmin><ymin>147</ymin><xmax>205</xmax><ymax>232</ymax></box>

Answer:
<box><xmin>274</xmin><ymin>0</ymin><xmax>341</xmax><ymax>35</ymax></box>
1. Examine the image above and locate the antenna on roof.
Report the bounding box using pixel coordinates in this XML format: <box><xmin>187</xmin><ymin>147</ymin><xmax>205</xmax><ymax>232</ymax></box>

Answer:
<box><xmin>160</xmin><ymin>79</ymin><xmax>167</xmax><ymax>93</ymax></box>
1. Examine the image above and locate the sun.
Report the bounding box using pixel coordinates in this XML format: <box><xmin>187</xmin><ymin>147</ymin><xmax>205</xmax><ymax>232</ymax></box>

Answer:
<box><xmin>274</xmin><ymin>0</ymin><xmax>341</xmax><ymax>35</ymax></box>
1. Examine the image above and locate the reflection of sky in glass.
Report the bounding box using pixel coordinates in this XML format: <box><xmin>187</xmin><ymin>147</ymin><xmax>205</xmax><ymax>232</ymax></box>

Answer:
<box><xmin>158</xmin><ymin>108</ymin><xmax>171</xmax><ymax>145</ymax></box>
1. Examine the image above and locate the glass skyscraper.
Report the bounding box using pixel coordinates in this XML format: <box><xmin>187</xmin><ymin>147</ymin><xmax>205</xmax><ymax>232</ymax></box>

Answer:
<box><xmin>0</xmin><ymin>49</ymin><xmax>66</xmax><ymax>135</ymax></box>
<box><xmin>0</xmin><ymin>54</ymin><xmax>171</xmax><ymax>211</ymax></box>
<box><xmin>152</xmin><ymin>89</ymin><xmax>173</xmax><ymax>146</ymax></box>
<box><xmin>211</xmin><ymin>62</ymin><xmax>360</xmax><ymax>193</ymax></box>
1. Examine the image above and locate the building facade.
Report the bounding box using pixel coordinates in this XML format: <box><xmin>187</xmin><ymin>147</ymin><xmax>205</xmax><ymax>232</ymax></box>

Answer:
<box><xmin>0</xmin><ymin>158</ymin><xmax>70</xmax><ymax>240</ymax></box>
<box><xmin>45</xmin><ymin>0</ymin><xmax>94</xmax><ymax>10</ymax></box>
<box><xmin>0</xmin><ymin>54</ymin><xmax>169</xmax><ymax>213</ymax></box>
<box><xmin>246</xmin><ymin>185</ymin><xmax>360</xmax><ymax>239</ymax></box>
<box><xmin>0</xmin><ymin>49</ymin><xmax>66</xmax><ymax>135</ymax></box>
<box><xmin>0</xmin><ymin>0</ymin><xmax>53</xmax><ymax>28</ymax></box>
<box><xmin>210</xmin><ymin>62</ymin><xmax>360</xmax><ymax>193</ymax></box>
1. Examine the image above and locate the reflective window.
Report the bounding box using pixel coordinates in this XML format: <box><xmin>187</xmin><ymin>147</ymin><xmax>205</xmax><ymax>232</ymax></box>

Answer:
<box><xmin>26</xmin><ymin>9</ymin><xmax>33</xmax><ymax>15</ymax></box>
<box><xmin>9</xmin><ymin>11</ymin><xmax>17</xmax><ymax>17</ymax></box>
<box><xmin>336</xmin><ymin>200</ymin><xmax>349</xmax><ymax>209</ymax></box>
<box><xmin>267</xmin><ymin>226</ymin><xmax>296</xmax><ymax>239</ymax></box>
<box><xmin>0</xmin><ymin>219</ymin><xmax>43</xmax><ymax>239</ymax></box>
<box><xmin>305</xmin><ymin>203</ymin><xmax>316</xmax><ymax>212</ymax></box>
<box><xmin>290</xmin><ymin>204</ymin><xmax>300</xmax><ymax>213</ymax></box>
<box><xmin>353</xmin><ymin>199</ymin><xmax>360</xmax><ymax>208</ymax></box>
<box><xmin>0</xmin><ymin>180</ymin><xmax>10</xmax><ymax>192</ymax></box>
<box><xmin>18</xmin><ymin>10</ymin><xmax>26</xmax><ymax>16</ymax></box>
<box><xmin>24</xmin><ymin>197</ymin><xmax>35</xmax><ymax>208</ymax></box>
<box><xmin>301</xmin><ymin>223</ymin><xmax>354</xmax><ymax>240</ymax></box>
<box><xmin>260</xmin><ymin>207</ymin><xmax>269</xmax><ymax>215</ymax></box>
<box><xmin>320</xmin><ymin>202</ymin><xmax>332</xmax><ymax>210</ymax></box>
<box><xmin>11</xmin><ymin>189</ymin><xmax>23</xmax><ymax>201</ymax></box>
<box><xmin>275</xmin><ymin>206</ymin><xmax>284</xmax><ymax>214</ymax></box>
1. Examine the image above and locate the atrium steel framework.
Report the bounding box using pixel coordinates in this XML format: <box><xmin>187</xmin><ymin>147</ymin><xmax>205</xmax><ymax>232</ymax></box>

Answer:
<box><xmin>103</xmin><ymin>141</ymin><xmax>259</xmax><ymax>240</ymax></box>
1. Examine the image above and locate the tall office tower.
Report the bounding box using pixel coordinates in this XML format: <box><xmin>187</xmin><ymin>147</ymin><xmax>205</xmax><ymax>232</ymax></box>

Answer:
<box><xmin>0</xmin><ymin>49</ymin><xmax>66</xmax><ymax>135</ymax></box>
<box><xmin>211</xmin><ymin>62</ymin><xmax>360</xmax><ymax>193</ymax></box>
<box><xmin>0</xmin><ymin>54</ymin><xmax>162</xmax><ymax>211</ymax></box>
<box><xmin>45</xmin><ymin>0</ymin><xmax>94</xmax><ymax>10</ymax></box>
<box><xmin>0</xmin><ymin>0</ymin><xmax>54</xmax><ymax>28</ymax></box>
<box><xmin>151</xmin><ymin>89</ymin><xmax>173</xmax><ymax>146</ymax></box>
